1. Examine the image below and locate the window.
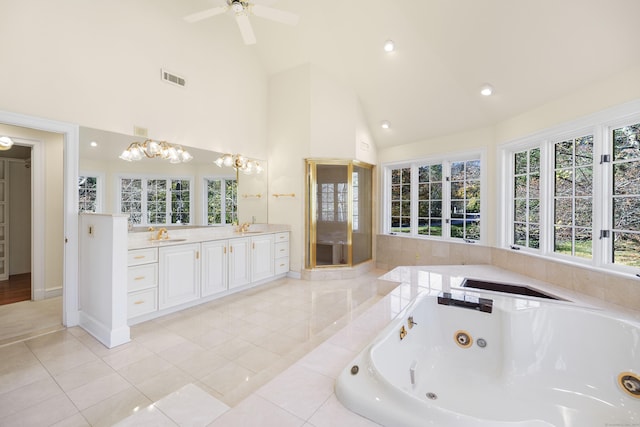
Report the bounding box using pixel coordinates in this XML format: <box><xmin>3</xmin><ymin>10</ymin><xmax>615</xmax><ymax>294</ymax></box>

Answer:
<box><xmin>450</xmin><ymin>160</ymin><xmax>481</xmax><ymax>240</ymax></box>
<box><xmin>390</xmin><ymin>167</ymin><xmax>411</xmax><ymax>233</ymax></box>
<box><xmin>119</xmin><ymin>177</ymin><xmax>192</xmax><ymax>226</ymax></box>
<box><xmin>385</xmin><ymin>155</ymin><xmax>483</xmax><ymax>241</ymax></box>
<box><xmin>352</xmin><ymin>171</ymin><xmax>359</xmax><ymax>231</ymax></box>
<box><xmin>553</xmin><ymin>136</ymin><xmax>593</xmax><ymax>258</ymax></box>
<box><xmin>206</xmin><ymin>178</ymin><xmax>237</xmax><ymax>225</ymax></box>
<box><xmin>319</xmin><ymin>183</ymin><xmax>348</xmax><ymax>222</ymax></box>
<box><xmin>612</xmin><ymin>122</ymin><xmax>640</xmax><ymax>267</ymax></box>
<box><xmin>513</xmin><ymin>148</ymin><xmax>540</xmax><ymax>249</ymax></box>
<box><xmin>417</xmin><ymin>164</ymin><xmax>442</xmax><ymax>236</ymax></box>
<box><xmin>78</xmin><ymin>175</ymin><xmax>99</xmax><ymax>213</ymax></box>
<box><xmin>503</xmin><ymin>102</ymin><xmax>640</xmax><ymax>273</ymax></box>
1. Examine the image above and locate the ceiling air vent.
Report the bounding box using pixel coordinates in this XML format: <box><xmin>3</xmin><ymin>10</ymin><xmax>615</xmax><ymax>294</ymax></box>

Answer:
<box><xmin>161</xmin><ymin>69</ymin><xmax>186</xmax><ymax>87</ymax></box>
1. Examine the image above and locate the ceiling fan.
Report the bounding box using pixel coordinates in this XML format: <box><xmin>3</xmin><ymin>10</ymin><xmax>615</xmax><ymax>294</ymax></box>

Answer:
<box><xmin>184</xmin><ymin>0</ymin><xmax>299</xmax><ymax>45</ymax></box>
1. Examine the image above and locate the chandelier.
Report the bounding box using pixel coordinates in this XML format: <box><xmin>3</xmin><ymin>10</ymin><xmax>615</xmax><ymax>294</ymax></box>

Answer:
<box><xmin>214</xmin><ymin>153</ymin><xmax>263</xmax><ymax>175</ymax></box>
<box><xmin>119</xmin><ymin>139</ymin><xmax>193</xmax><ymax>163</ymax></box>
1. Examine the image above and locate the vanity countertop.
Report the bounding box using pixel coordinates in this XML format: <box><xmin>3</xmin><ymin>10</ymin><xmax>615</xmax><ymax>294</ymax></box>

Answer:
<box><xmin>128</xmin><ymin>224</ymin><xmax>290</xmax><ymax>250</ymax></box>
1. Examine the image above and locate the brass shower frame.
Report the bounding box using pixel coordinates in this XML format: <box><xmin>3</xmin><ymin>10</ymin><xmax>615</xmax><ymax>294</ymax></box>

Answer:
<box><xmin>305</xmin><ymin>159</ymin><xmax>373</xmax><ymax>269</ymax></box>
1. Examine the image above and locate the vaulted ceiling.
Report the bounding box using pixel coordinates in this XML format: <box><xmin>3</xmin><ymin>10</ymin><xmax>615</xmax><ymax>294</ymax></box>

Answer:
<box><xmin>183</xmin><ymin>0</ymin><xmax>640</xmax><ymax>148</ymax></box>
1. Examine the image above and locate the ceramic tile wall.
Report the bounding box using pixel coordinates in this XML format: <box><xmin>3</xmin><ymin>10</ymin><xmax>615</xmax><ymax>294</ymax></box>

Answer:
<box><xmin>376</xmin><ymin>235</ymin><xmax>640</xmax><ymax>311</ymax></box>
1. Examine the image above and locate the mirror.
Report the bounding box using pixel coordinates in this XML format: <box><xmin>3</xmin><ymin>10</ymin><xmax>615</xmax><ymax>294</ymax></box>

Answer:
<box><xmin>79</xmin><ymin>127</ymin><xmax>268</xmax><ymax>227</ymax></box>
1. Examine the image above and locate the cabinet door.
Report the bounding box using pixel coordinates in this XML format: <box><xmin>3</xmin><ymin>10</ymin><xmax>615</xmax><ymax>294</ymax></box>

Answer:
<box><xmin>158</xmin><ymin>243</ymin><xmax>201</xmax><ymax>309</ymax></box>
<box><xmin>201</xmin><ymin>240</ymin><xmax>228</xmax><ymax>297</ymax></box>
<box><xmin>228</xmin><ymin>237</ymin><xmax>251</xmax><ymax>289</ymax></box>
<box><xmin>251</xmin><ymin>234</ymin><xmax>275</xmax><ymax>282</ymax></box>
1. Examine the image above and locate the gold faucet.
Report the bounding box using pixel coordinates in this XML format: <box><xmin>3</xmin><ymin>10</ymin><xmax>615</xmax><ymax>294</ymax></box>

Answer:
<box><xmin>238</xmin><ymin>222</ymin><xmax>250</xmax><ymax>233</ymax></box>
<box><xmin>156</xmin><ymin>227</ymin><xmax>168</xmax><ymax>240</ymax></box>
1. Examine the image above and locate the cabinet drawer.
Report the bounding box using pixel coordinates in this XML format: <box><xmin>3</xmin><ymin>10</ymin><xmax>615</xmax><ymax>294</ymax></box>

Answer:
<box><xmin>128</xmin><ymin>288</ymin><xmax>158</xmax><ymax>318</ymax></box>
<box><xmin>275</xmin><ymin>232</ymin><xmax>289</xmax><ymax>243</ymax></box>
<box><xmin>275</xmin><ymin>241</ymin><xmax>289</xmax><ymax>259</ymax></box>
<box><xmin>128</xmin><ymin>248</ymin><xmax>158</xmax><ymax>266</ymax></box>
<box><xmin>127</xmin><ymin>263</ymin><xmax>157</xmax><ymax>292</ymax></box>
<box><xmin>275</xmin><ymin>258</ymin><xmax>289</xmax><ymax>275</ymax></box>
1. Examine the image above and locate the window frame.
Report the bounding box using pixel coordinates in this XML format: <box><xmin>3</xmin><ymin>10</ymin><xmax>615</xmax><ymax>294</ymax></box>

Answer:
<box><xmin>382</xmin><ymin>150</ymin><xmax>486</xmax><ymax>244</ymax></box>
<box><xmin>500</xmin><ymin>99</ymin><xmax>640</xmax><ymax>275</ymax></box>
<box><xmin>116</xmin><ymin>174</ymin><xmax>194</xmax><ymax>226</ymax></box>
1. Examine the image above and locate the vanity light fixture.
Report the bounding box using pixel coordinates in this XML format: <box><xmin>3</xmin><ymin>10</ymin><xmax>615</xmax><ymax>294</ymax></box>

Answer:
<box><xmin>384</xmin><ymin>39</ymin><xmax>395</xmax><ymax>53</ymax></box>
<box><xmin>214</xmin><ymin>153</ymin><xmax>263</xmax><ymax>175</ymax></box>
<box><xmin>0</xmin><ymin>136</ymin><xmax>14</xmax><ymax>151</ymax></box>
<box><xmin>119</xmin><ymin>139</ymin><xmax>193</xmax><ymax>163</ymax></box>
<box><xmin>381</xmin><ymin>120</ymin><xmax>391</xmax><ymax>129</ymax></box>
<box><xmin>480</xmin><ymin>84</ymin><xmax>494</xmax><ymax>96</ymax></box>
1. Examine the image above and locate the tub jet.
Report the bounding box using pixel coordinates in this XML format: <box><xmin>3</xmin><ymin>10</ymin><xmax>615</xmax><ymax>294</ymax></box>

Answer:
<box><xmin>426</xmin><ymin>392</ymin><xmax>438</xmax><ymax>400</ymax></box>
<box><xmin>619</xmin><ymin>372</ymin><xmax>640</xmax><ymax>398</ymax></box>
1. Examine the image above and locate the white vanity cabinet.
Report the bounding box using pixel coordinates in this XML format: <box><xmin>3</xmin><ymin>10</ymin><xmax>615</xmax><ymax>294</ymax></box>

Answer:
<box><xmin>201</xmin><ymin>240</ymin><xmax>228</xmax><ymax>297</ymax></box>
<box><xmin>228</xmin><ymin>237</ymin><xmax>251</xmax><ymax>289</ymax></box>
<box><xmin>251</xmin><ymin>234</ymin><xmax>275</xmax><ymax>282</ymax></box>
<box><xmin>127</xmin><ymin>247</ymin><xmax>158</xmax><ymax>319</ymax></box>
<box><xmin>158</xmin><ymin>243</ymin><xmax>201</xmax><ymax>310</ymax></box>
<box><xmin>274</xmin><ymin>232</ymin><xmax>290</xmax><ymax>275</ymax></box>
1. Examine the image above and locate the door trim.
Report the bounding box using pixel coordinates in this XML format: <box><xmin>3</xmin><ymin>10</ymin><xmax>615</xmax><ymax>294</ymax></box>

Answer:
<box><xmin>0</xmin><ymin>109</ymin><xmax>79</xmax><ymax>326</ymax></box>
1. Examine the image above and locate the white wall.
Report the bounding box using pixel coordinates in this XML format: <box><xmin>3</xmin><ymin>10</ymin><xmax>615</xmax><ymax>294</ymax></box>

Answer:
<box><xmin>378</xmin><ymin>64</ymin><xmax>640</xmax><ymax>249</ymax></box>
<box><xmin>268</xmin><ymin>64</ymin><xmax>377</xmax><ymax>273</ymax></box>
<box><xmin>0</xmin><ymin>0</ymin><xmax>268</xmax><ymax>159</ymax></box>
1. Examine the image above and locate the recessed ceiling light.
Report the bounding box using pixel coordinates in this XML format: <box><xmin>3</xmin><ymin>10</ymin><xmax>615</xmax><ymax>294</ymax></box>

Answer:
<box><xmin>381</xmin><ymin>120</ymin><xmax>391</xmax><ymax>129</ymax></box>
<box><xmin>480</xmin><ymin>84</ymin><xmax>494</xmax><ymax>96</ymax></box>
<box><xmin>90</xmin><ymin>141</ymin><xmax>98</xmax><ymax>147</ymax></box>
<box><xmin>383</xmin><ymin>40</ymin><xmax>395</xmax><ymax>53</ymax></box>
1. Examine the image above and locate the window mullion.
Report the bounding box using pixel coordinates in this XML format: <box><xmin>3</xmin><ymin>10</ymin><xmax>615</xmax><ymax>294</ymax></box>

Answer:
<box><xmin>442</xmin><ymin>161</ymin><xmax>451</xmax><ymax>239</ymax></box>
<box><xmin>410</xmin><ymin>164</ymin><xmax>419</xmax><ymax>236</ymax></box>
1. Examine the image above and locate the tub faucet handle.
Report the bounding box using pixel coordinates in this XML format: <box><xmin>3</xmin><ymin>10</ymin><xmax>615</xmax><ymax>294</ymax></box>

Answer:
<box><xmin>399</xmin><ymin>325</ymin><xmax>408</xmax><ymax>340</ymax></box>
<box><xmin>408</xmin><ymin>316</ymin><xmax>418</xmax><ymax>329</ymax></box>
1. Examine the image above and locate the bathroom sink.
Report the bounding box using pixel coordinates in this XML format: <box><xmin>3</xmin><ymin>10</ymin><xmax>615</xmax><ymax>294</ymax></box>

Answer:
<box><xmin>150</xmin><ymin>238</ymin><xmax>188</xmax><ymax>244</ymax></box>
<box><xmin>236</xmin><ymin>231</ymin><xmax>263</xmax><ymax>234</ymax></box>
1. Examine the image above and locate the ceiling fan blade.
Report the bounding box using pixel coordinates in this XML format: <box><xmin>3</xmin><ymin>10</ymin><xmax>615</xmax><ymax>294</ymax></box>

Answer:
<box><xmin>250</xmin><ymin>4</ymin><xmax>299</xmax><ymax>26</ymax></box>
<box><xmin>183</xmin><ymin>6</ymin><xmax>229</xmax><ymax>23</ymax></box>
<box><xmin>235</xmin><ymin>13</ymin><xmax>256</xmax><ymax>45</ymax></box>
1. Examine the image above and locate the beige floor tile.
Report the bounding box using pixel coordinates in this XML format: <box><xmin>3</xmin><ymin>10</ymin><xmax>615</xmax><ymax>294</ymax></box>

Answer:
<box><xmin>154</xmin><ymin>383</ymin><xmax>229</xmax><ymax>426</ymax></box>
<box><xmin>53</xmin><ymin>359</ymin><xmax>115</xmax><ymax>392</ymax></box>
<box><xmin>66</xmin><ymin>372</ymin><xmax>132</xmax><ymax>410</ymax></box>
<box><xmin>174</xmin><ymin>348</ymin><xmax>229</xmax><ymax>378</ymax></box>
<box><xmin>200</xmin><ymin>361</ymin><xmax>255</xmax><ymax>395</ymax></box>
<box><xmin>81</xmin><ymin>386</ymin><xmax>153</xmax><ymax>427</ymax></box>
<box><xmin>0</xmin><ymin>393</ymin><xmax>78</xmax><ymax>427</ymax></box>
<box><xmin>102</xmin><ymin>341</ymin><xmax>154</xmax><ymax>370</ymax></box>
<box><xmin>0</xmin><ymin>360</ymin><xmax>51</xmax><ymax>395</ymax></box>
<box><xmin>0</xmin><ymin>376</ymin><xmax>63</xmax><ymax>417</ymax></box>
<box><xmin>256</xmin><ymin>364</ymin><xmax>335</xmax><ymax>420</ymax></box>
<box><xmin>135</xmin><ymin>366</ymin><xmax>197</xmax><ymax>402</ymax></box>
<box><xmin>117</xmin><ymin>353</ymin><xmax>174</xmax><ymax>385</ymax></box>
<box><xmin>235</xmin><ymin>345</ymin><xmax>283</xmax><ymax>373</ymax></box>
<box><xmin>208</xmin><ymin>394</ymin><xmax>305</xmax><ymax>427</ymax></box>
<box><xmin>50</xmin><ymin>413</ymin><xmax>91</xmax><ymax>427</ymax></box>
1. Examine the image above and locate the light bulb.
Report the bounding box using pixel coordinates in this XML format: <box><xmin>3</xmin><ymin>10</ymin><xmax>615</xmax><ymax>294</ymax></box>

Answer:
<box><xmin>381</xmin><ymin>120</ymin><xmax>391</xmax><ymax>129</ymax></box>
<box><xmin>480</xmin><ymin>84</ymin><xmax>494</xmax><ymax>96</ymax></box>
<box><xmin>384</xmin><ymin>40</ymin><xmax>395</xmax><ymax>53</ymax></box>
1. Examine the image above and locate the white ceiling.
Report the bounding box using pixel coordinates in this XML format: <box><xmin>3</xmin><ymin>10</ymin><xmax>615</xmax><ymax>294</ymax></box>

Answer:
<box><xmin>188</xmin><ymin>0</ymin><xmax>640</xmax><ymax>148</ymax></box>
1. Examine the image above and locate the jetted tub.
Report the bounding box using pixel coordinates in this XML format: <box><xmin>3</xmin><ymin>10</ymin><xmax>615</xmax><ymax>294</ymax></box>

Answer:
<box><xmin>335</xmin><ymin>288</ymin><xmax>640</xmax><ymax>426</ymax></box>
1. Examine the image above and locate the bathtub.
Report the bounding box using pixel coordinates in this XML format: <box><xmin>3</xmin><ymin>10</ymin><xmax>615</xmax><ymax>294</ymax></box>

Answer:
<box><xmin>335</xmin><ymin>288</ymin><xmax>640</xmax><ymax>426</ymax></box>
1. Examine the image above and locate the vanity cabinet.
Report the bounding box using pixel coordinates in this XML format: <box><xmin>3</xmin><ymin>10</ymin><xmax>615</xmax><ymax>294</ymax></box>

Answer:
<box><xmin>274</xmin><ymin>232</ymin><xmax>290</xmax><ymax>275</ymax></box>
<box><xmin>251</xmin><ymin>234</ymin><xmax>275</xmax><ymax>282</ymax></box>
<box><xmin>127</xmin><ymin>247</ymin><xmax>158</xmax><ymax>319</ymax></box>
<box><xmin>201</xmin><ymin>240</ymin><xmax>228</xmax><ymax>297</ymax></box>
<box><xmin>228</xmin><ymin>237</ymin><xmax>251</xmax><ymax>289</ymax></box>
<box><xmin>158</xmin><ymin>243</ymin><xmax>201</xmax><ymax>310</ymax></box>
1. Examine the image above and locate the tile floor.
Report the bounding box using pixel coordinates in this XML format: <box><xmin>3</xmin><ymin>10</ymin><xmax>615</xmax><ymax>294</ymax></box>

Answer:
<box><xmin>0</xmin><ymin>270</ymin><xmax>393</xmax><ymax>426</ymax></box>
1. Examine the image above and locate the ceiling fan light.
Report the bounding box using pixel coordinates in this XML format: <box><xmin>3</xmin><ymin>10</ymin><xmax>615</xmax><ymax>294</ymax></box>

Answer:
<box><xmin>231</xmin><ymin>1</ymin><xmax>244</xmax><ymax>13</ymax></box>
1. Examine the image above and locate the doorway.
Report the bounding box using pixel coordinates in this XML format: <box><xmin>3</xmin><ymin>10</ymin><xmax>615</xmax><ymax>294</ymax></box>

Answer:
<box><xmin>305</xmin><ymin>159</ymin><xmax>373</xmax><ymax>268</ymax></box>
<box><xmin>0</xmin><ymin>110</ymin><xmax>80</xmax><ymax>343</ymax></box>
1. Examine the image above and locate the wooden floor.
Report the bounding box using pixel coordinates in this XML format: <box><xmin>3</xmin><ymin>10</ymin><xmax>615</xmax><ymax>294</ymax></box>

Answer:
<box><xmin>0</xmin><ymin>273</ymin><xmax>31</xmax><ymax>306</ymax></box>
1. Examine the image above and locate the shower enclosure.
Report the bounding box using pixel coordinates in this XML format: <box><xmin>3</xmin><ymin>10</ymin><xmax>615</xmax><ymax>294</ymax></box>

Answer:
<box><xmin>305</xmin><ymin>159</ymin><xmax>373</xmax><ymax>268</ymax></box>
